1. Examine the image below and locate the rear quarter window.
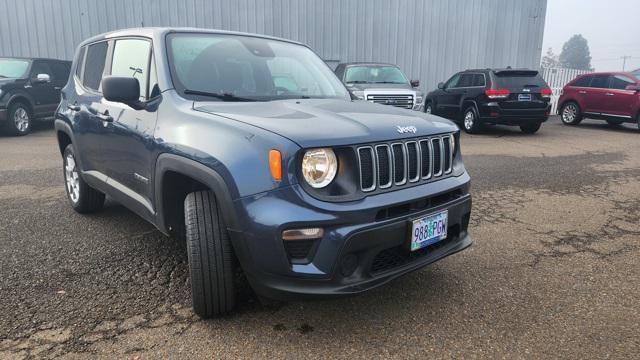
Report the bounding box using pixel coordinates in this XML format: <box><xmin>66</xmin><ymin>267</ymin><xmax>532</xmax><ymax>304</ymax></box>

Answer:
<box><xmin>83</xmin><ymin>41</ymin><xmax>109</xmax><ymax>92</ymax></box>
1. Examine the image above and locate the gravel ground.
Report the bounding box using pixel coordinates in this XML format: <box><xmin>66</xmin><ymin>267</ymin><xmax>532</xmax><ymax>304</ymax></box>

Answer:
<box><xmin>1</xmin><ymin>117</ymin><xmax>639</xmax><ymax>359</ymax></box>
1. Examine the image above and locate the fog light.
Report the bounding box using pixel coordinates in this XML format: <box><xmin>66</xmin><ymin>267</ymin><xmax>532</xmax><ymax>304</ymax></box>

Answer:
<box><xmin>282</xmin><ymin>227</ymin><xmax>324</xmax><ymax>241</ymax></box>
<box><xmin>340</xmin><ymin>254</ymin><xmax>358</xmax><ymax>277</ymax></box>
<box><xmin>490</xmin><ymin>112</ymin><xmax>499</xmax><ymax>117</ymax></box>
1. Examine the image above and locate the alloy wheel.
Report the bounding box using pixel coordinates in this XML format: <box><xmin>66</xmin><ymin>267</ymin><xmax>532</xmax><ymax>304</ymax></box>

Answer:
<box><xmin>425</xmin><ymin>104</ymin><xmax>432</xmax><ymax>114</ymax></box>
<box><xmin>464</xmin><ymin>111</ymin><xmax>475</xmax><ymax>131</ymax></box>
<box><xmin>562</xmin><ymin>104</ymin><xmax>577</xmax><ymax>124</ymax></box>
<box><xmin>13</xmin><ymin>107</ymin><xmax>30</xmax><ymax>132</ymax></box>
<box><xmin>65</xmin><ymin>154</ymin><xmax>80</xmax><ymax>203</ymax></box>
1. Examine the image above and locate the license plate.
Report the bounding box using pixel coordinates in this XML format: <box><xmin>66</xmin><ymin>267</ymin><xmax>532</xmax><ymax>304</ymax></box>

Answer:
<box><xmin>409</xmin><ymin>210</ymin><xmax>448</xmax><ymax>251</ymax></box>
<box><xmin>518</xmin><ymin>94</ymin><xmax>532</xmax><ymax>101</ymax></box>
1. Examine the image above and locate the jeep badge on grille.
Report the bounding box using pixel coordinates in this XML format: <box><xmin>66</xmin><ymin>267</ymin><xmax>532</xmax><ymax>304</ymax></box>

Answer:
<box><xmin>396</xmin><ymin>125</ymin><xmax>417</xmax><ymax>134</ymax></box>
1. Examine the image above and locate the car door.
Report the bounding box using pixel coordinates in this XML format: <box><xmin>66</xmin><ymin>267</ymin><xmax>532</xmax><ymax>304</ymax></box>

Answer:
<box><xmin>435</xmin><ymin>73</ymin><xmax>462</xmax><ymax>118</ymax></box>
<box><xmin>73</xmin><ymin>41</ymin><xmax>110</xmax><ymax>174</ymax></box>
<box><xmin>92</xmin><ymin>37</ymin><xmax>159</xmax><ymax>212</ymax></box>
<box><xmin>26</xmin><ymin>60</ymin><xmax>58</xmax><ymax>118</ymax></box>
<box><xmin>602</xmin><ymin>75</ymin><xmax>637</xmax><ymax>117</ymax></box>
<box><xmin>49</xmin><ymin>60</ymin><xmax>71</xmax><ymax>108</ymax></box>
<box><xmin>582</xmin><ymin>74</ymin><xmax>609</xmax><ymax>114</ymax></box>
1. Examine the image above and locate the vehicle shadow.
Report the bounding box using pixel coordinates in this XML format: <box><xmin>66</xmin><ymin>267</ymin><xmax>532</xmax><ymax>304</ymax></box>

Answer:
<box><xmin>571</xmin><ymin>119</ymin><xmax>639</xmax><ymax>134</ymax></box>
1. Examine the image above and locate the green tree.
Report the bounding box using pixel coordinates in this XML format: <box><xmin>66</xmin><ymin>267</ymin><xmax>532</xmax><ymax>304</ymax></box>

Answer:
<box><xmin>559</xmin><ymin>35</ymin><xmax>593</xmax><ymax>70</ymax></box>
<box><xmin>541</xmin><ymin>47</ymin><xmax>560</xmax><ymax>68</ymax></box>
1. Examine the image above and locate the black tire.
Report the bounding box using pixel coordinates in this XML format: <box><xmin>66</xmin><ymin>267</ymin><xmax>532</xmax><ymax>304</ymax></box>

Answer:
<box><xmin>606</xmin><ymin>119</ymin><xmax>624</xmax><ymax>126</ymax></box>
<box><xmin>424</xmin><ymin>101</ymin><xmax>433</xmax><ymax>114</ymax></box>
<box><xmin>185</xmin><ymin>190</ymin><xmax>236</xmax><ymax>318</ymax></box>
<box><xmin>3</xmin><ymin>102</ymin><xmax>32</xmax><ymax>136</ymax></box>
<box><xmin>559</xmin><ymin>102</ymin><xmax>582</xmax><ymax>125</ymax></box>
<box><xmin>520</xmin><ymin>122</ymin><xmax>542</xmax><ymax>134</ymax></box>
<box><xmin>63</xmin><ymin>144</ymin><xmax>105</xmax><ymax>213</ymax></box>
<box><xmin>637</xmin><ymin>113</ymin><xmax>640</xmax><ymax>132</ymax></box>
<box><xmin>462</xmin><ymin>106</ymin><xmax>481</xmax><ymax>134</ymax></box>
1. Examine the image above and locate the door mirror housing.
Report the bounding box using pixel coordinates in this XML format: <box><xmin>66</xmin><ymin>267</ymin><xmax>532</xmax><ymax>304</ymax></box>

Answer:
<box><xmin>34</xmin><ymin>73</ymin><xmax>51</xmax><ymax>83</ymax></box>
<box><xmin>625</xmin><ymin>84</ymin><xmax>640</xmax><ymax>91</ymax></box>
<box><xmin>437</xmin><ymin>82</ymin><xmax>445</xmax><ymax>90</ymax></box>
<box><xmin>410</xmin><ymin>79</ymin><xmax>420</xmax><ymax>87</ymax></box>
<box><xmin>102</xmin><ymin>76</ymin><xmax>146</xmax><ymax>110</ymax></box>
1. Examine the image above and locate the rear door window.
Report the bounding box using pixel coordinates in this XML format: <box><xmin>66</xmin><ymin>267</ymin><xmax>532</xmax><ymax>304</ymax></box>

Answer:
<box><xmin>572</xmin><ymin>76</ymin><xmax>591</xmax><ymax>87</ymax></box>
<box><xmin>109</xmin><ymin>38</ymin><xmax>152</xmax><ymax>99</ymax></box>
<box><xmin>608</xmin><ymin>75</ymin><xmax>634</xmax><ymax>90</ymax></box>
<box><xmin>456</xmin><ymin>74</ymin><xmax>474</xmax><ymax>88</ymax></box>
<box><xmin>50</xmin><ymin>62</ymin><xmax>70</xmax><ymax>82</ymax></box>
<box><xmin>83</xmin><ymin>41</ymin><xmax>109</xmax><ymax>91</ymax></box>
<box><xmin>589</xmin><ymin>75</ymin><xmax>608</xmax><ymax>89</ymax></box>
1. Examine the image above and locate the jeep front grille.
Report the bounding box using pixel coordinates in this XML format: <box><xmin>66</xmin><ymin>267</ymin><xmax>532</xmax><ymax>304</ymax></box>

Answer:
<box><xmin>357</xmin><ymin>134</ymin><xmax>454</xmax><ymax>193</ymax></box>
<box><xmin>366</xmin><ymin>94</ymin><xmax>414</xmax><ymax>109</ymax></box>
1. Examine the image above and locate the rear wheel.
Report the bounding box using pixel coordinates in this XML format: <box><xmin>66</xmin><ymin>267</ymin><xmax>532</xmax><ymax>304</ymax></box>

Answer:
<box><xmin>4</xmin><ymin>102</ymin><xmax>32</xmax><ymax>136</ymax></box>
<box><xmin>520</xmin><ymin>122</ymin><xmax>542</xmax><ymax>134</ymax></box>
<box><xmin>63</xmin><ymin>144</ymin><xmax>105</xmax><ymax>213</ymax></box>
<box><xmin>462</xmin><ymin>107</ymin><xmax>481</xmax><ymax>133</ymax></box>
<box><xmin>185</xmin><ymin>190</ymin><xmax>236</xmax><ymax>318</ymax></box>
<box><xmin>560</xmin><ymin>102</ymin><xmax>582</xmax><ymax>125</ymax></box>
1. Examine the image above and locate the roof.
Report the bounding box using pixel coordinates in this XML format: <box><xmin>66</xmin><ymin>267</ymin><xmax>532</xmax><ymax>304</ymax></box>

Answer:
<box><xmin>78</xmin><ymin>27</ymin><xmax>306</xmax><ymax>48</ymax></box>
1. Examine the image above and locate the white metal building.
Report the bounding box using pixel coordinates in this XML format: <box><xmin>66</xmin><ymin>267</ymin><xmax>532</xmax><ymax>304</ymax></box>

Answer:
<box><xmin>0</xmin><ymin>0</ymin><xmax>547</xmax><ymax>90</ymax></box>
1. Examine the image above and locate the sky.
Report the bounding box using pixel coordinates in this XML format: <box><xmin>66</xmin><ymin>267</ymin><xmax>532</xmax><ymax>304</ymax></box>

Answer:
<box><xmin>543</xmin><ymin>0</ymin><xmax>640</xmax><ymax>72</ymax></box>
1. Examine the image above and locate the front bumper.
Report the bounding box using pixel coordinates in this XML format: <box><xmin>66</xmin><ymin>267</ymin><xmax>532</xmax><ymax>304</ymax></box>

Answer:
<box><xmin>229</xmin><ymin>173</ymin><xmax>472</xmax><ymax>300</ymax></box>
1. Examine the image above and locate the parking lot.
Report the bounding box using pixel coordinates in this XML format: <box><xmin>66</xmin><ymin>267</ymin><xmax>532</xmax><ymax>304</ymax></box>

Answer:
<box><xmin>0</xmin><ymin>117</ymin><xmax>638</xmax><ymax>359</ymax></box>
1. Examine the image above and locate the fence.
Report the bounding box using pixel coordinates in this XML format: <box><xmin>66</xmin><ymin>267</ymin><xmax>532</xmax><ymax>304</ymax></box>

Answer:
<box><xmin>541</xmin><ymin>67</ymin><xmax>591</xmax><ymax>113</ymax></box>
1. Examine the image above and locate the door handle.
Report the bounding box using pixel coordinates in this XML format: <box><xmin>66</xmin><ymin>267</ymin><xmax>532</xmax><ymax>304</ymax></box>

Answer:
<box><xmin>578</xmin><ymin>90</ymin><xmax>587</xmax><ymax>94</ymax></box>
<box><xmin>54</xmin><ymin>86</ymin><xmax>62</xmax><ymax>90</ymax></box>
<box><xmin>96</xmin><ymin>110</ymin><xmax>114</xmax><ymax>123</ymax></box>
<box><xmin>67</xmin><ymin>104</ymin><xmax>80</xmax><ymax>111</ymax></box>
<box><xmin>605</xmin><ymin>93</ymin><xmax>615</xmax><ymax>96</ymax></box>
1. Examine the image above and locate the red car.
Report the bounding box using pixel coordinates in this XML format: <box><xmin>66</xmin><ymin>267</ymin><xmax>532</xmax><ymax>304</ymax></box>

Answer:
<box><xmin>558</xmin><ymin>72</ymin><xmax>640</xmax><ymax>129</ymax></box>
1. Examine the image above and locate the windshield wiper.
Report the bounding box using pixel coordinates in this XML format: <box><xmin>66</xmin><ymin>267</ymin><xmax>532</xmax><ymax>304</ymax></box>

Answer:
<box><xmin>522</xmin><ymin>84</ymin><xmax>540</xmax><ymax>88</ymax></box>
<box><xmin>183</xmin><ymin>89</ymin><xmax>257</xmax><ymax>102</ymax></box>
<box><xmin>346</xmin><ymin>80</ymin><xmax>368</xmax><ymax>84</ymax></box>
<box><xmin>374</xmin><ymin>81</ymin><xmax>404</xmax><ymax>84</ymax></box>
<box><xmin>0</xmin><ymin>75</ymin><xmax>7</xmax><ymax>78</ymax></box>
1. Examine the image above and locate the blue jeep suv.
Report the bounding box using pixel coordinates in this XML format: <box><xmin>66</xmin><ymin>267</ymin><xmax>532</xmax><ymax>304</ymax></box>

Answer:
<box><xmin>55</xmin><ymin>28</ymin><xmax>473</xmax><ymax>317</ymax></box>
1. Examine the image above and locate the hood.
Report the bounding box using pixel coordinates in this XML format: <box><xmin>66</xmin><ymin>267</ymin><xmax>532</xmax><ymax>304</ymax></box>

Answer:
<box><xmin>193</xmin><ymin>99</ymin><xmax>457</xmax><ymax>148</ymax></box>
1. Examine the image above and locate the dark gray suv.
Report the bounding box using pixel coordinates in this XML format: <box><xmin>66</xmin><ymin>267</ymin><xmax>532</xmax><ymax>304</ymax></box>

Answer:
<box><xmin>56</xmin><ymin>28</ymin><xmax>472</xmax><ymax>317</ymax></box>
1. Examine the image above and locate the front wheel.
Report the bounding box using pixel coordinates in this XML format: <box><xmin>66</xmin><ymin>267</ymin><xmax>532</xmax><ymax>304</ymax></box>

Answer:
<box><xmin>560</xmin><ymin>102</ymin><xmax>582</xmax><ymax>125</ymax></box>
<box><xmin>4</xmin><ymin>102</ymin><xmax>32</xmax><ymax>136</ymax></box>
<box><xmin>520</xmin><ymin>122</ymin><xmax>542</xmax><ymax>134</ymax></box>
<box><xmin>424</xmin><ymin>102</ymin><xmax>433</xmax><ymax>114</ymax></box>
<box><xmin>462</xmin><ymin>107</ymin><xmax>481</xmax><ymax>134</ymax></box>
<box><xmin>185</xmin><ymin>190</ymin><xmax>236</xmax><ymax>318</ymax></box>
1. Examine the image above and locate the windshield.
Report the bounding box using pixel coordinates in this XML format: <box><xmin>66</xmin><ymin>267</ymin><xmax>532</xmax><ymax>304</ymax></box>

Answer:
<box><xmin>167</xmin><ymin>33</ymin><xmax>350</xmax><ymax>101</ymax></box>
<box><xmin>344</xmin><ymin>66</ymin><xmax>408</xmax><ymax>84</ymax></box>
<box><xmin>634</xmin><ymin>72</ymin><xmax>640</xmax><ymax>81</ymax></box>
<box><xmin>0</xmin><ymin>59</ymin><xmax>30</xmax><ymax>79</ymax></box>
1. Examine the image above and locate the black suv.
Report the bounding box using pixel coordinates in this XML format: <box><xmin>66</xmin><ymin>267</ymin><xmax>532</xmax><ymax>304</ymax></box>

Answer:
<box><xmin>425</xmin><ymin>68</ymin><xmax>552</xmax><ymax>134</ymax></box>
<box><xmin>0</xmin><ymin>57</ymin><xmax>71</xmax><ymax>136</ymax></box>
<box><xmin>56</xmin><ymin>28</ymin><xmax>473</xmax><ymax>317</ymax></box>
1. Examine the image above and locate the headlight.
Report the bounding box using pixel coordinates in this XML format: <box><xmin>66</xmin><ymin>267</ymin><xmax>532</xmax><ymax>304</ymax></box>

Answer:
<box><xmin>350</xmin><ymin>90</ymin><xmax>365</xmax><ymax>100</ymax></box>
<box><xmin>301</xmin><ymin>148</ymin><xmax>338</xmax><ymax>188</ymax></box>
<box><xmin>415</xmin><ymin>95</ymin><xmax>424</xmax><ymax>104</ymax></box>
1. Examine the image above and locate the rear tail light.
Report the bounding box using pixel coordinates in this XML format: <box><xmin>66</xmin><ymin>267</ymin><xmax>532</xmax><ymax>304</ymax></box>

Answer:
<box><xmin>541</xmin><ymin>88</ymin><xmax>552</xmax><ymax>98</ymax></box>
<box><xmin>485</xmin><ymin>89</ymin><xmax>510</xmax><ymax>99</ymax></box>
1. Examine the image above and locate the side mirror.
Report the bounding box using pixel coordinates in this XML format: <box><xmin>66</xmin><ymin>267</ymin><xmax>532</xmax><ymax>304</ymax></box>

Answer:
<box><xmin>437</xmin><ymin>82</ymin><xmax>445</xmax><ymax>90</ymax></box>
<box><xmin>34</xmin><ymin>73</ymin><xmax>51</xmax><ymax>83</ymax></box>
<box><xmin>625</xmin><ymin>84</ymin><xmax>640</xmax><ymax>92</ymax></box>
<box><xmin>102</xmin><ymin>76</ymin><xmax>146</xmax><ymax>110</ymax></box>
<box><xmin>410</xmin><ymin>79</ymin><xmax>420</xmax><ymax>87</ymax></box>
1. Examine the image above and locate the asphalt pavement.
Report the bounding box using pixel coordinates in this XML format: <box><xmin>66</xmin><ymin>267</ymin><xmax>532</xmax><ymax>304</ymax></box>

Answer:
<box><xmin>0</xmin><ymin>117</ymin><xmax>639</xmax><ymax>359</ymax></box>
